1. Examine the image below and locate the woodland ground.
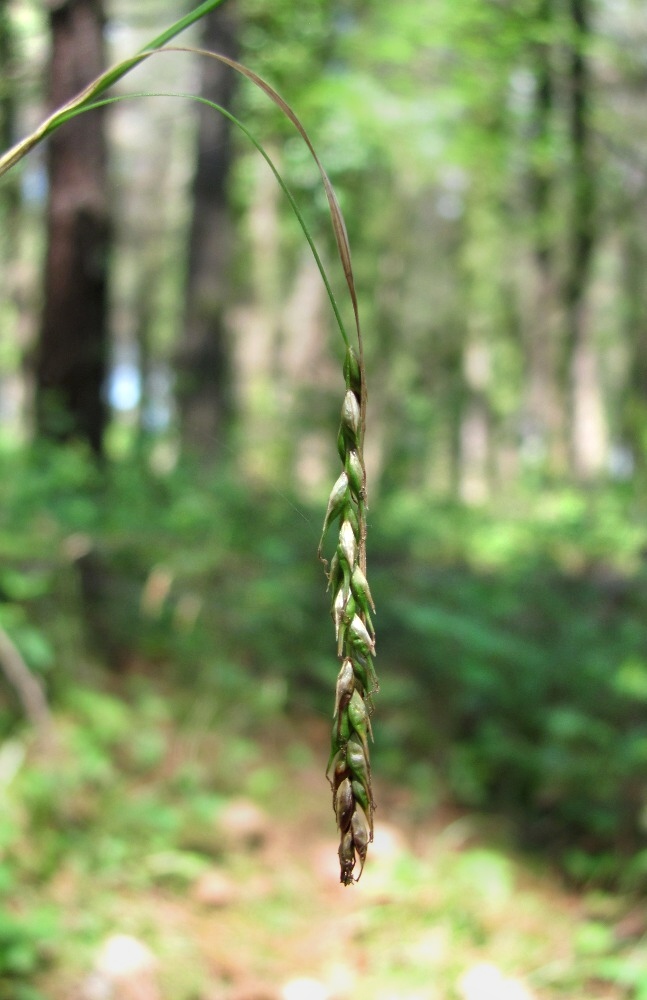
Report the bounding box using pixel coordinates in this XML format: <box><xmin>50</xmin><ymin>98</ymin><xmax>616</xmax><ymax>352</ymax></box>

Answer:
<box><xmin>2</xmin><ymin>458</ymin><xmax>647</xmax><ymax>1000</ymax></box>
<box><xmin>5</xmin><ymin>681</ymin><xmax>644</xmax><ymax>1000</ymax></box>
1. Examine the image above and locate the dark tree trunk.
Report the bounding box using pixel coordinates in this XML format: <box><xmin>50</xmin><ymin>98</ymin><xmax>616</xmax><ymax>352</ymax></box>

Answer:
<box><xmin>562</xmin><ymin>0</ymin><xmax>605</xmax><ymax>476</ymax></box>
<box><xmin>529</xmin><ymin>0</ymin><xmax>555</xmax><ymax>275</ymax></box>
<box><xmin>177</xmin><ymin>1</ymin><xmax>238</xmax><ymax>455</ymax></box>
<box><xmin>523</xmin><ymin>0</ymin><xmax>566</xmax><ymax>472</ymax></box>
<box><xmin>0</xmin><ymin>0</ymin><xmax>20</xmax><ymax>255</ymax></box>
<box><xmin>0</xmin><ymin>2</ymin><xmax>29</xmax><ymax>435</ymax></box>
<box><xmin>0</xmin><ymin>1</ymin><xmax>17</xmax><ymax>174</ymax></box>
<box><xmin>564</xmin><ymin>0</ymin><xmax>596</xmax><ymax>313</ymax></box>
<box><xmin>622</xmin><ymin>218</ymin><xmax>647</xmax><ymax>465</ymax></box>
<box><xmin>35</xmin><ymin>0</ymin><xmax>109</xmax><ymax>456</ymax></box>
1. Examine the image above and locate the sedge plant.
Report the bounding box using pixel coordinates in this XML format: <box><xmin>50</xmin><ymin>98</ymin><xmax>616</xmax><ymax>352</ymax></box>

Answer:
<box><xmin>0</xmin><ymin>0</ymin><xmax>377</xmax><ymax>884</ymax></box>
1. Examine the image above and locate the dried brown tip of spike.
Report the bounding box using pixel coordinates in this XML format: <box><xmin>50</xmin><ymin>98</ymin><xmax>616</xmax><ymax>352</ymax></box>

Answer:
<box><xmin>339</xmin><ymin>828</ymin><xmax>356</xmax><ymax>885</ymax></box>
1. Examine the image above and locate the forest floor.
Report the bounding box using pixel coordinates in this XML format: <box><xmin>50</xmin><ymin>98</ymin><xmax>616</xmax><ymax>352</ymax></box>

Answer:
<box><xmin>15</xmin><ymin>688</ymin><xmax>644</xmax><ymax>1000</ymax></box>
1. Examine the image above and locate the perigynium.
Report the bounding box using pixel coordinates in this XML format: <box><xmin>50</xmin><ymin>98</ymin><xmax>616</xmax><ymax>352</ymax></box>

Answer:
<box><xmin>320</xmin><ymin>345</ymin><xmax>377</xmax><ymax>885</ymax></box>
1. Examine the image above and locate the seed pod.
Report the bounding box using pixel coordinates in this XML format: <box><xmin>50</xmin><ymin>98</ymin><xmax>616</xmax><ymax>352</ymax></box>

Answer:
<box><xmin>333</xmin><ymin>753</ymin><xmax>349</xmax><ymax>786</ymax></box>
<box><xmin>333</xmin><ymin>702</ymin><xmax>351</xmax><ymax>751</ymax></box>
<box><xmin>345</xmin><ymin>593</ymin><xmax>357</xmax><ymax>621</ymax></box>
<box><xmin>351</xmin><ymin>809</ymin><xmax>370</xmax><ymax>875</ymax></box>
<box><xmin>362</xmin><ymin>654</ymin><xmax>379</xmax><ymax>694</ymax></box>
<box><xmin>345</xmin><ymin>450</ymin><xmax>364</xmax><ymax>500</ymax></box>
<box><xmin>326</xmin><ymin>747</ymin><xmax>342</xmax><ymax>783</ymax></box>
<box><xmin>326</xmin><ymin>551</ymin><xmax>342</xmax><ymax>594</ymax></box>
<box><xmin>353</xmin><ymin>602</ymin><xmax>374</xmax><ymax>641</ymax></box>
<box><xmin>333</xmin><ymin>658</ymin><xmax>355</xmax><ymax>719</ymax></box>
<box><xmin>332</xmin><ymin>587</ymin><xmax>346</xmax><ymax>642</ymax></box>
<box><xmin>341</xmin><ymin>390</ymin><xmax>361</xmax><ymax>434</ymax></box>
<box><xmin>319</xmin><ymin>471</ymin><xmax>349</xmax><ymax>550</ymax></box>
<box><xmin>335</xmin><ymin>777</ymin><xmax>354</xmax><ymax>832</ymax></box>
<box><xmin>337</xmin><ymin>425</ymin><xmax>346</xmax><ymax>463</ymax></box>
<box><xmin>351</xmin><ymin>779</ymin><xmax>374</xmax><ymax>834</ymax></box>
<box><xmin>339</xmin><ymin>828</ymin><xmax>356</xmax><ymax>885</ymax></box>
<box><xmin>349</xmin><ymin>614</ymin><xmax>376</xmax><ymax>657</ymax></box>
<box><xmin>341</xmin><ymin>390</ymin><xmax>361</xmax><ymax>444</ymax></box>
<box><xmin>347</xmin><ymin>736</ymin><xmax>371</xmax><ymax>790</ymax></box>
<box><xmin>351</xmin><ymin>564</ymin><xmax>376</xmax><ymax>615</ymax></box>
<box><xmin>345</xmin><ymin>504</ymin><xmax>360</xmax><ymax>540</ymax></box>
<box><xmin>349</xmin><ymin>653</ymin><xmax>377</xmax><ymax>699</ymax></box>
<box><xmin>349</xmin><ymin>656</ymin><xmax>369</xmax><ymax>696</ymax></box>
<box><xmin>343</xmin><ymin>346</ymin><xmax>362</xmax><ymax>397</ymax></box>
<box><xmin>348</xmin><ymin>688</ymin><xmax>372</xmax><ymax>756</ymax></box>
<box><xmin>337</xmin><ymin>596</ymin><xmax>357</xmax><ymax>656</ymax></box>
<box><xmin>338</xmin><ymin>519</ymin><xmax>357</xmax><ymax>570</ymax></box>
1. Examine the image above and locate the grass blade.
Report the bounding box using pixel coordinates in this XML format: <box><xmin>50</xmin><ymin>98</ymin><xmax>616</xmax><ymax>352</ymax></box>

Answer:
<box><xmin>168</xmin><ymin>47</ymin><xmax>363</xmax><ymax>355</ymax></box>
<box><xmin>59</xmin><ymin>90</ymin><xmax>350</xmax><ymax>349</ymax></box>
<box><xmin>0</xmin><ymin>1</ymin><xmax>227</xmax><ymax>177</ymax></box>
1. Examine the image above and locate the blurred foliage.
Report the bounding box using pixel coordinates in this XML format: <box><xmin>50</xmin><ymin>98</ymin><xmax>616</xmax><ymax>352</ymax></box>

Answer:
<box><xmin>0</xmin><ymin>446</ymin><xmax>646</xmax><ymax>994</ymax></box>
<box><xmin>5</xmin><ymin>0</ymin><xmax>647</xmax><ymax>992</ymax></box>
<box><xmin>2</xmin><ymin>444</ymin><xmax>647</xmax><ymax>891</ymax></box>
<box><xmin>373</xmin><ymin>488</ymin><xmax>647</xmax><ymax>873</ymax></box>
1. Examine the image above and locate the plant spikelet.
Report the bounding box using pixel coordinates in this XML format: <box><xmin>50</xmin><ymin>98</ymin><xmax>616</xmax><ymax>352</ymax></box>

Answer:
<box><xmin>321</xmin><ymin>346</ymin><xmax>378</xmax><ymax>885</ymax></box>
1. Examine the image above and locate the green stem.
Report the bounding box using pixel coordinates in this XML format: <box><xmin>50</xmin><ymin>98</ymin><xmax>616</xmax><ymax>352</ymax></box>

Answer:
<box><xmin>0</xmin><ymin>1</ymin><xmax>227</xmax><ymax>176</ymax></box>
<box><xmin>58</xmin><ymin>92</ymin><xmax>351</xmax><ymax>349</ymax></box>
<box><xmin>141</xmin><ymin>0</ymin><xmax>227</xmax><ymax>53</ymax></box>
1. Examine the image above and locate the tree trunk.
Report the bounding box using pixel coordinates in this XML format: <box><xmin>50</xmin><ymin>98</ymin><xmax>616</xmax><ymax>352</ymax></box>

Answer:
<box><xmin>0</xmin><ymin>0</ymin><xmax>19</xmax><ymax>236</ymax></box>
<box><xmin>177</xmin><ymin>2</ymin><xmax>238</xmax><ymax>456</ymax></box>
<box><xmin>562</xmin><ymin>0</ymin><xmax>606</xmax><ymax>478</ymax></box>
<box><xmin>0</xmin><ymin>0</ymin><xmax>25</xmax><ymax>434</ymax></box>
<box><xmin>35</xmin><ymin>0</ymin><xmax>109</xmax><ymax>456</ymax></box>
<box><xmin>523</xmin><ymin>0</ymin><xmax>567</xmax><ymax>473</ymax></box>
<box><xmin>459</xmin><ymin>340</ymin><xmax>492</xmax><ymax>504</ymax></box>
<box><xmin>621</xmin><ymin>218</ymin><xmax>647</xmax><ymax>469</ymax></box>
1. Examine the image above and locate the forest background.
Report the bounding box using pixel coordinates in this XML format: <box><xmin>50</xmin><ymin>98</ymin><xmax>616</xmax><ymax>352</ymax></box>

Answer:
<box><xmin>3</xmin><ymin>0</ymin><xmax>647</xmax><ymax>998</ymax></box>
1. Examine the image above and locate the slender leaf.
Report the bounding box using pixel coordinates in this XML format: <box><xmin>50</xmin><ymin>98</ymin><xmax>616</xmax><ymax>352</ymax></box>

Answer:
<box><xmin>61</xmin><ymin>90</ymin><xmax>350</xmax><ymax>348</ymax></box>
<box><xmin>0</xmin><ymin>1</ymin><xmax>227</xmax><ymax>176</ymax></box>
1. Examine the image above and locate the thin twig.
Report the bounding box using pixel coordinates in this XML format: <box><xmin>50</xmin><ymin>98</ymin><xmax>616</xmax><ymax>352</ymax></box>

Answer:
<box><xmin>0</xmin><ymin>623</ymin><xmax>52</xmax><ymax>739</ymax></box>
